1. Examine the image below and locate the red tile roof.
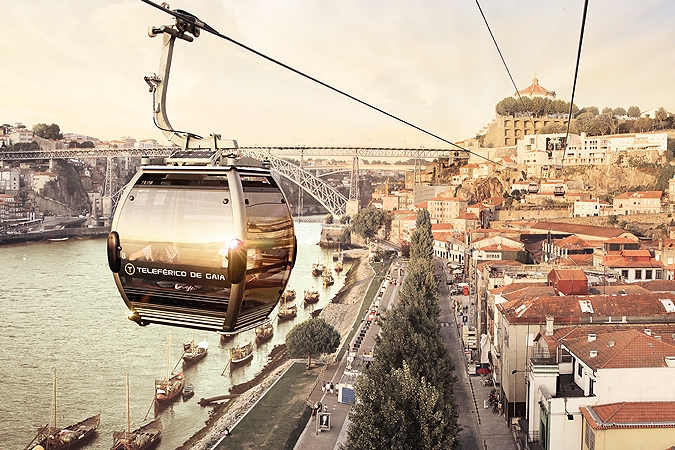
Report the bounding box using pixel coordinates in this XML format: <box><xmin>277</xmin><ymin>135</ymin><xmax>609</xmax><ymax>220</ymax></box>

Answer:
<box><xmin>562</xmin><ymin>329</ymin><xmax>675</xmax><ymax>369</ymax></box>
<box><xmin>581</xmin><ymin>401</ymin><xmax>675</xmax><ymax>430</ymax></box>
<box><xmin>614</xmin><ymin>191</ymin><xmax>663</xmax><ymax>200</ymax></box>
<box><xmin>528</xmin><ymin>222</ymin><xmax>627</xmax><ymax>239</ymax></box>
<box><xmin>497</xmin><ymin>292</ymin><xmax>675</xmax><ymax>324</ymax></box>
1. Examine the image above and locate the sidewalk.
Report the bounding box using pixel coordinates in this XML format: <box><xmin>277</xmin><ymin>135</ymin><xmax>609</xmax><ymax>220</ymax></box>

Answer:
<box><xmin>292</xmin><ymin>261</ymin><xmax>401</xmax><ymax>450</ymax></box>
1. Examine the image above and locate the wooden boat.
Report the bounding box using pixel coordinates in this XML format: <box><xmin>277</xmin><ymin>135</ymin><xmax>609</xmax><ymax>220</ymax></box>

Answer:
<box><xmin>230</xmin><ymin>340</ymin><xmax>254</xmax><ymax>367</ymax></box>
<box><xmin>334</xmin><ymin>259</ymin><xmax>343</xmax><ymax>273</ymax></box>
<box><xmin>323</xmin><ymin>271</ymin><xmax>334</xmax><ymax>287</ymax></box>
<box><xmin>182</xmin><ymin>339</ymin><xmax>208</xmax><ymax>365</ymax></box>
<box><xmin>277</xmin><ymin>302</ymin><xmax>297</xmax><ymax>321</ymax></box>
<box><xmin>155</xmin><ymin>371</ymin><xmax>185</xmax><ymax>403</ymax></box>
<box><xmin>281</xmin><ymin>288</ymin><xmax>296</xmax><ymax>303</ymax></box>
<box><xmin>303</xmin><ymin>287</ymin><xmax>320</xmax><ymax>305</ymax></box>
<box><xmin>26</xmin><ymin>369</ymin><xmax>100</xmax><ymax>450</ymax></box>
<box><xmin>311</xmin><ymin>263</ymin><xmax>325</xmax><ymax>276</ymax></box>
<box><xmin>112</xmin><ymin>418</ymin><xmax>162</xmax><ymax>450</ymax></box>
<box><xmin>112</xmin><ymin>373</ymin><xmax>162</xmax><ymax>450</ymax></box>
<box><xmin>155</xmin><ymin>332</ymin><xmax>185</xmax><ymax>403</ymax></box>
<box><xmin>32</xmin><ymin>414</ymin><xmax>101</xmax><ymax>450</ymax></box>
<box><xmin>182</xmin><ymin>383</ymin><xmax>195</xmax><ymax>400</ymax></box>
<box><xmin>255</xmin><ymin>320</ymin><xmax>274</xmax><ymax>344</ymax></box>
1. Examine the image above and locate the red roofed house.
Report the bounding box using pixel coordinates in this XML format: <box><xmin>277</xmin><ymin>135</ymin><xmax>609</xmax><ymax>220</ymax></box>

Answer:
<box><xmin>579</xmin><ymin>401</ymin><xmax>675</xmax><ymax>450</ymax></box>
<box><xmin>427</xmin><ymin>196</ymin><xmax>468</xmax><ymax>223</ymax></box>
<box><xmin>547</xmin><ymin>268</ymin><xmax>588</xmax><ymax>295</ymax></box>
<box><xmin>451</xmin><ymin>211</ymin><xmax>479</xmax><ymax>233</ymax></box>
<box><xmin>612</xmin><ymin>190</ymin><xmax>664</xmax><ymax>215</ymax></box>
<box><xmin>493</xmin><ymin>293</ymin><xmax>675</xmax><ymax>424</ymax></box>
<box><xmin>527</xmin><ymin>328</ymin><xmax>675</xmax><ymax>450</ymax></box>
<box><xmin>33</xmin><ymin>171</ymin><xmax>57</xmax><ymax>193</ymax></box>
<box><xmin>601</xmin><ymin>249</ymin><xmax>664</xmax><ymax>282</ymax></box>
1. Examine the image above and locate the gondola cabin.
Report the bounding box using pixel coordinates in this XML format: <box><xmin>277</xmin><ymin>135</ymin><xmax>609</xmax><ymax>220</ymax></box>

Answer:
<box><xmin>553</xmin><ymin>184</ymin><xmax>565</xmax><ymax>196</ymax></box>
<box><xmin>527</xmin><ymin>182</ymin><xmax>539</xmax><ymax>194</ymax></box>
<box><xmin>107</xmin><ymin>161</ymin><xmax>296</xmax><ymax>335</ymax></box>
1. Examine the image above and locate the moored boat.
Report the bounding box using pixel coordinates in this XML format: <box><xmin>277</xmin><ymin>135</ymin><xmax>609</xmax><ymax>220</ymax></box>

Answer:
<box><xmin>26</xmin><ymin>369</ymin><xmax>100</xmax><ymax>450</ymax></box>
<box><xmin>281</xmin><ymin>288</ymin><xmax>296</xmax><ymax>303</ymax></box>
<box><xmin>112</xmin><ymin>373</ymin><xmax>161</xmax><ymax>450</ymax></box>
<box><xmin>334</xmin><ymin>259</ymin><xmax>343</xmax><ymax>273</ymax></box>
<box><xmin>277</xmin><ymin>302</ymin><xmax>297</xmax><ymax>322</ymax></box>
<box><xmin>311</xmin><ymin>263</ymin><xmax>325</xmax><ymax>276</ymax></box>
<box><xmin>182</xmin><ymin>383</ymin><xmax>195</xmax><ymax>400</ymax></box>
<box><xmin>154</xmin><ymin>372</ymin><xmax>185</xmax><ymax>403</ymax></box>
<box><xmin>229</xmin><ymin>341</ymin><xmax>254</xmax><ymax>367</ymax></box>
<box><xmin>111</xmin><ymin>418</ymin><xmax>162</xmax><ymax>450</ymax></box>
<box><xmin>303</xmin><ymin>287</ymin><xmax>320</xmax><ymax>305</ymax></box>
<box><xmin>182</xmin><ymin>339</ymin><xmax>208</xmax><ymax>365</ymax></box>
<box><xmin>323</xmin><ymin>271</ymin><xmax>334</xmax><ymax>287</ymax></box>
<box><xmin>255</xmin><ymin>320</ymin><xmax>274</xmax><ymax>344</ymax></box>
<box><xmin>32</xmin><ymin>413</ymin><xmax>101</xmax><ymax>450</ymax></box>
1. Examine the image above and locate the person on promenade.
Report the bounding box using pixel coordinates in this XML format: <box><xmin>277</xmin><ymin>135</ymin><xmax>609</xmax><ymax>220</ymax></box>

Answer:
<box><xmin>322</xmin><ymin>381</ymin><xmax>326</xmax><ymax>394</ymax></box>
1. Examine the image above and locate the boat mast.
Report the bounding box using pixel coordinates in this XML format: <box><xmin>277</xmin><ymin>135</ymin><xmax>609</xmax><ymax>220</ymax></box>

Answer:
<box><xmin>52</xmin><ymin>368</ymin><xmax>56</xmax><ymax>433</ymax></box>
<box><xmin>166</xmin><ymin>331</ymin><xmax>172</xmax><ymax>381</ymax></box>
<box><xmin>126</xmin><ymin>372</ymin><xmax>130</xmax><ymax>435</ymax></box>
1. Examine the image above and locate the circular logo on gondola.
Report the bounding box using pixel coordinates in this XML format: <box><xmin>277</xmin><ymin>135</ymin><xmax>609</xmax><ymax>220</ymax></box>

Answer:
<box><xmin>124</xmin><ymin>263</ymin><xmax>136</xmax><ymax>276</ymax></box>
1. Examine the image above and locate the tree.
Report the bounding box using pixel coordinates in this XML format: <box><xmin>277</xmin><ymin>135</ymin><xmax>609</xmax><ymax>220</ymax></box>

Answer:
<box><xmin>325</xmin><ymin>213</ymin><xmax>334</xmax><ymax>224</ymax></box>
<box><xmin>655</xmin><ymin>106</ymin><xmax>668</xmax><ymax>122</ymax></box>
<box><xmin>627</xmin><ymin>106</ymin><xmax>641</xmax><ymax>118</ymax></box>
<box><xmin>409</xmin><ymin>208</ymin><xmax>433</xmax><ymax>262</ymax></box>
<box><xmin>613</xmin><ymin>106</ymin><xmax>627</xmax><ymax>117</ymax></box>
<box><xmin>351</xmin><ymin>206</ymin><xmax>387</xmax><ymax>241</ymax></box>
<box><xmin>32</xmin><ymin>123</ymin><xmax>62</xmax><ymax>140</ymax></box>
<box><xmin>285</xmin><ymin>318</ymin><xmax>340</xmax><ymax>368</ymax></box>
<box><xmin>339</xmin><ymin>227</ymin><xmax>351</xmax><ymax>244</ymax></box>
<box><xmin>345</xmin><ymin>362</ymin><xmax>457</xmax><ymax>450</ymax></box>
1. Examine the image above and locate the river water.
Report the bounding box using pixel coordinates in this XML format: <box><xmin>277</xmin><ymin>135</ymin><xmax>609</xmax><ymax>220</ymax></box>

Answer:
<box><xmin>1</xmin><ymin>219</ymin><xmax>348</xmax><ymax>450</ymax></box>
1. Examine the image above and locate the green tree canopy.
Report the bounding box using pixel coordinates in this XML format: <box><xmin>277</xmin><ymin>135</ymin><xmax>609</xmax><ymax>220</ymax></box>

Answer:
<box><xmin>627</xmin><ymin>106</ymin><xmax>641</xmax><ymax>118</ymax></box>
<box><xmin>346</xmin><ymin>361</ymin><xmax>457</xmax><ymax>450</ymax></box>
<box><xmin>352</xmin><ymin>206</ymin><xmax>388</xmax><ymax>241</ymax></box>
<box><xmin>613</xmin><ymin>106</ymin><xmax>627</xmax><ymax>117</ymax></box>
<box><xmin>325</xmin><ymin>213</ymin><xmax>334</xmax><ymax>224</ymax></box>
<box><xmin>32</xmin><ymin>123</ymin><xmax>63</xmax><ymax>140</ymax></box>
<box><xmin>285</xmin><ymin>318</ymin><xmax>340</xmax><ymax>368</ymax></box>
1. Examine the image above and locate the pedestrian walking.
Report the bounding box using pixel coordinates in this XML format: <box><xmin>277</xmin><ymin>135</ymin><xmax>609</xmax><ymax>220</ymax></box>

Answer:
<box><xmin>312</xmin><ymin>402</ymin><xmax>318</xmax><ymax>420</ymax></box>
<box><xmin>322</xmin><ymin>381</ymin><xmax>326</xmax><ymax>394</ymax></box>
<box><xmin>330</xmin><ymin>382</ymin><xmax>334</xmax><ymax>395</ymax></box>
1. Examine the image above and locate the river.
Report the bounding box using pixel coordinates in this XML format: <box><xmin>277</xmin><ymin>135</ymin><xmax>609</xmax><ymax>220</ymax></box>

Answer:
<box><xmin>0</xmin><ymin>219</ymin><xmax>348</xmax><ymax>450</ymax></box>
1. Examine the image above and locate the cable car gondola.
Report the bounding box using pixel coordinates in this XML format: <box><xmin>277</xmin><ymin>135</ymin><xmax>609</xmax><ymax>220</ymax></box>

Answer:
<box><xmin>106</xmin><ymin>9</ymin><xmax>296</xmax><ymax>335</ymax></box>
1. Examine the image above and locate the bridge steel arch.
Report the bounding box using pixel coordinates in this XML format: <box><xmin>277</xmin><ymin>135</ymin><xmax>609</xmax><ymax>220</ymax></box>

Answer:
<box><xmin>239</xmin><ymin>149</ymin><xmax>348</xmax><ymax>217</ymax></box>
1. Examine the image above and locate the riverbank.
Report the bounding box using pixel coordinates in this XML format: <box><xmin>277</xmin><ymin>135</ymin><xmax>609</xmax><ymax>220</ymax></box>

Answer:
<box><xmin>182</xmin><ymin>250</ymin><xmax>374</xmax><ymax>450</ymax></box>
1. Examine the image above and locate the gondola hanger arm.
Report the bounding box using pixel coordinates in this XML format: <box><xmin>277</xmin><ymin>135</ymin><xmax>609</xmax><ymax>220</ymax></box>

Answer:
<box><xmin>144</xmin><ymin>4</ymin><xmax>237</xmax><ymax>155</ymax></box>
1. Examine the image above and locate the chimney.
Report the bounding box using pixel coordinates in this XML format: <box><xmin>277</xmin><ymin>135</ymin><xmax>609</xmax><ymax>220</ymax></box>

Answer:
<box><xmin>589</xmin><ymin>350</ymin><xmax>598</xmax><ymax>358</ymax></box>
<box><xmin>587</xmin><ymin>333</ymin><xmax>596</xmax><ymax>342</ymax></box>
<box><xmin>545</xmin><ymin>316</ymin><xmax>554</xmax><ymax>337</ymax></box>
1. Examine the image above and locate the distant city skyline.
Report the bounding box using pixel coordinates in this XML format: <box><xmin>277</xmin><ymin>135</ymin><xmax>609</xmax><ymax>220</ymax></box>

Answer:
<box><xmin>2</xmin><ymin>1</ymin><xmax>674</xmax><ymax>149</ymax></box>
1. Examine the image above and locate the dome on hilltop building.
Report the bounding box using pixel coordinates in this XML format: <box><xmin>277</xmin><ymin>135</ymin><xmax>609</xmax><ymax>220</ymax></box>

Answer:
<box><xmin>515</xmin><ymin>75</ymin><xmax>556</xmax><ymax>100</ymax></box>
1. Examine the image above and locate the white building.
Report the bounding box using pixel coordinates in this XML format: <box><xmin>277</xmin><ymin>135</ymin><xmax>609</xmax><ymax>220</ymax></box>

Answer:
<box><xmin>573</xmin><ymin>198</ymin><xmax>610</xmax><ymax>217</ymax></box>
<box><xmin>528</xmin><ymin>328</ymin><xmax>675</xmax><ymax>450</ymax></box>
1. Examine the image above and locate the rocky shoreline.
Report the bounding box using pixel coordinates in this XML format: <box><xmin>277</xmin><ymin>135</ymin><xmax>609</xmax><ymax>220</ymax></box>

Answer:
<box><xmin>181</xmin><ymin>250</ymin><xmax>374</xmax><ymax>450</ymax></box>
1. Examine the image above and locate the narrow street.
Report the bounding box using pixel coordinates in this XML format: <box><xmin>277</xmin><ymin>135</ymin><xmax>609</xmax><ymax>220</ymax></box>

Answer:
<box><xmin>435</xmin><ymin>258</ymin><xmax>516</xmax><ymax>450</ymax></box>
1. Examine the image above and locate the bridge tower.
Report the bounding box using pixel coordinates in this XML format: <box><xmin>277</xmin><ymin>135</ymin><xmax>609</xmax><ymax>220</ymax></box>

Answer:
<box><xmin>102</xmin><ymin>157</ymin><xmax>114</xmax><ymax>226</ymax></box>
<box><xmin>414</xmin><ymin>148</ymin><xmax>422</xmax><ymax>186</ymax></box>
<box><xmin>346</xmin><ymin>150</ymin><xmax>360</xmax><ymax>217</ymax></box>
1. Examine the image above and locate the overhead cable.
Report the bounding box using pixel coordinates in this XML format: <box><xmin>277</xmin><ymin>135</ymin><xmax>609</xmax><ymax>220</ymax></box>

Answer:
<box><xmin>139</xmin><ymin>0</ymin><xmax>507</xmax><ymax>167</ymax></box>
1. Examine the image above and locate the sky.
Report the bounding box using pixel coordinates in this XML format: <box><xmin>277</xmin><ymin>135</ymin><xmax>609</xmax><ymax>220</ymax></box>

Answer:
<box><xmin>2</xmin><ymin>0</ymin><xmax>674</xmax><ymax>150</ymax></box>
